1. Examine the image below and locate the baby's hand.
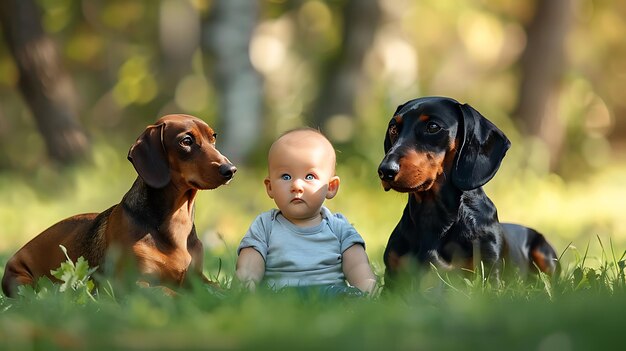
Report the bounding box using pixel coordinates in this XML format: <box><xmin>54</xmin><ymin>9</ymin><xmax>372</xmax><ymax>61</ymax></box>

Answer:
<box><xmin>243</xmin><ymin>279</ymin><xmax>257</xmax><ymax>292</ymax></box>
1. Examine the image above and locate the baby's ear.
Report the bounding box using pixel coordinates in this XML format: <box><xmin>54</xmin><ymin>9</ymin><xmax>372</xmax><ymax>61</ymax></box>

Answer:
<box><xmin>264</xmin><ymin>177</ymin><xmax>274</xmax><ymax>199</ymax></box>
<box><xmin>326</xmin><ymin>176</ymin><xmax>340</xmax><ymax>199</ymax></box>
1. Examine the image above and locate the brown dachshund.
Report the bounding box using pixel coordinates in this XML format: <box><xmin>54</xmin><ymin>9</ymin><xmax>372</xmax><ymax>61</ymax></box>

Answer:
<box><xmin>2</xmin><ymin>114</ymin><xmax>236</xmax><ymax>297</ymax></box>
<box><xmin>377</xmin><ymin>97</ymin><xmax>558</xmax><ymax>288</ymax></box>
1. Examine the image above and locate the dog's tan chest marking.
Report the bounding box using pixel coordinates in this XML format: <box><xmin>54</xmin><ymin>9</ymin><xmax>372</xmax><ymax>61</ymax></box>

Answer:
<box><xmin>133</xmin><ymin>241</ymin><xmax>192</xmax><ymax>284</ymax></box>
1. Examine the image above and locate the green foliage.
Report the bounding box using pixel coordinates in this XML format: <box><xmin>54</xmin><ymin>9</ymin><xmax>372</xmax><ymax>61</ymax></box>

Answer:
<box><xmin>12</xmin><ymin>245</ymin><xmax>98</xmax><ymax>305</ymax></box>
<box><xmin>1</xmin><ymin>239</ymin><xmax>626</xmax><ymax>350</ymax></box>
<box><xmin>49</xmin><ymin>245</ymin><xmax>98</xmax><ymax>303</ymax></box>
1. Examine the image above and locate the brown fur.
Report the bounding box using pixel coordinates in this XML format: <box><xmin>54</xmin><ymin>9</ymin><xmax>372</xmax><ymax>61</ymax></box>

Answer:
<box><xmin>2</xmin><ymin>114</ymin><xmax>236</xmax><ymax>297</ymax></box>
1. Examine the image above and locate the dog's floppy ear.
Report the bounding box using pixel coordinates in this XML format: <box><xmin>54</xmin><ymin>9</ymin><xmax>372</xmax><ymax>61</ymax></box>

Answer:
<box><xmin>128</xmin><ymin>122</ymin><xmax>171</xmax><ymax>188</ymax></box>
<box><xmin>384</xmin><ymin>102</ymin><xmax>407</xmax><ymax>153</ymax></box>
<box><xmin>452</xmin><ymin>103</ymin><xmax>511</xmax><ymax>190</ymax></box>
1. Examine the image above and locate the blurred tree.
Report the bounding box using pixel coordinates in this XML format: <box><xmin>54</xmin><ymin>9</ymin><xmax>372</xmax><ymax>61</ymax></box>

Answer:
<box><xmin>159</xmin><ymin>0</ymin><xmax>200</xmax><ymax>86</ymax></box>
<box><xmin>311</xmin><ymin>0</ymin><xmax>381</xmax><ymax>134</ymax></box>
<box><xmin>0</xmin><ymin>0</ymin><xmax>90</xmax><ymax>165</ymax></box>
<box><xmin>202</xmin><ymin>0</ymin><xmax>263</xmax><ymax>164</ymax></box>
<box><xmin>513</xmin><ymin>0</ymin><xmax>573</xmax><ymax>171</ymax></box>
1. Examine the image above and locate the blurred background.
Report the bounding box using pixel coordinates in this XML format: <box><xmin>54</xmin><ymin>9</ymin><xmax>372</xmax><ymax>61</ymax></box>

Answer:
<box><xmin>0</xmin><ymin>0</ymin><xmax>625</xmax><ymax>273</ymax></box>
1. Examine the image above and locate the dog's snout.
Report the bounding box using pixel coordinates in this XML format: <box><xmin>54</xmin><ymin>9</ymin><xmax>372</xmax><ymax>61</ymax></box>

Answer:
<box><xmin>219</xmin><ymin>164</ymin><xmax>237</xmax><ymax>180</ymax></box>
<box><xmin>378</xmin><ymin>162</ymin><xmax>399</xmax><ymax>181</ymax></box>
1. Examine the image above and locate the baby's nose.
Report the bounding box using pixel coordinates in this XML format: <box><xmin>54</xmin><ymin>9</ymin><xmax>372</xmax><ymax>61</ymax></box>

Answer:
<box><xmin>291</xmin><ymin>179</ymin><xmax>304</xmax><ymax>192</ymax></box>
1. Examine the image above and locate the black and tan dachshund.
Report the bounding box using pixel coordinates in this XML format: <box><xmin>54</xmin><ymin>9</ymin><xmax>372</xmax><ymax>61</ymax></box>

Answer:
<box><xmin>377</xmin><ymin>96</ymin><xmax>558</xmax><ymax>287</ymax></box>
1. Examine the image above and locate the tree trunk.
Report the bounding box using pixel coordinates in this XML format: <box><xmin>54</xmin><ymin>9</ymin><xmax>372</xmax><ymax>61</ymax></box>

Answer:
<box><xmin>159</xmin><ymin>0</ymin><xmax>200</xmax><ymax>86</ymax></box>
<box><xmin>202</xmin><ymin>0</ymin><xmax>262</xmax><ymax>165</ymax></box>
<box><xmin>0</xmin><ymin>0</ymin><xmax>90</xmax><ymax>165</ymax></box>
<box><xmin>311</xmin><ymin>0</ymin><xmax>381</xmax><ymax>132</ymax></box>
<box><xmin>513</xmin><ymin>0</ymin><xmax>573</xmax><ymax>171</ymax></box>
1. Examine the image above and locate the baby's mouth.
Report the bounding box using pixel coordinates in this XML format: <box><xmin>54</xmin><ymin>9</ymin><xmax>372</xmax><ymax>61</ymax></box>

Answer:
<box><xmin>291</xmin><ymin>198</ymin><xmax>304</xmax><ymax>204</ymax></box>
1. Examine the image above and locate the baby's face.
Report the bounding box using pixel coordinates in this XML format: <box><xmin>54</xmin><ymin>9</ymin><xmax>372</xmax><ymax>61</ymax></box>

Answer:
<box><xmin>264</xmin><ymin>131</ymin><xmax>339</xmax><ymax>226</ymax></box>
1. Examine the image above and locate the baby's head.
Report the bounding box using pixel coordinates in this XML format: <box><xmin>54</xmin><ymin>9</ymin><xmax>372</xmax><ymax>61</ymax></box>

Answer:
<box><xmin>264</xmin><ymin>128</ymin><xmax>340</xmax><ymax>226</ymax></box>
<box><xmin>268</xmin><ymin>128</ymin><xmax>336</xmax><ymax>175</ymax></box>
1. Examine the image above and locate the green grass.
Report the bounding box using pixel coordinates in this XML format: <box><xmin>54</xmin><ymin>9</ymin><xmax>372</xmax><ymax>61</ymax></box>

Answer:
<box><xmin>1</xmin><ymin>143</ymin><xmax>626</xmax><ymax>350</ymax></box>
<box><xmin>0</xmin><ymin>246</ymin><xmax>625</xmax><ymax>351</ymax></box>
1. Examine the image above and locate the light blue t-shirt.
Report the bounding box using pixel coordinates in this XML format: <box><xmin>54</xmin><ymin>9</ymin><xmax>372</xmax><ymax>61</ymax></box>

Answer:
<box><xmin>237</xmin><ymin>206</ymin><xmax>365</xmax><ymax>289</ymax></box>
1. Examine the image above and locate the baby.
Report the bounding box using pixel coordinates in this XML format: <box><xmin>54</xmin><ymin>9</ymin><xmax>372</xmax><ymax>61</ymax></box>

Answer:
<box><xmin>236</xmin><ymin>128</ymin><xmax>376</xmax><ymax>295</ymax></box>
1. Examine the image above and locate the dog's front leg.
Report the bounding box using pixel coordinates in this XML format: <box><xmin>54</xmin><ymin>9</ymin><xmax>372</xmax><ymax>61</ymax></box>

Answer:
<box><xmin>474</xmin><ymin>233</ymin><xmax>502</xmax><ymax>284</ymax></box>
<box><xmin>419</xmin><ymin>249</ymin><xmax>454</xmax><ymax>271</ymax></box>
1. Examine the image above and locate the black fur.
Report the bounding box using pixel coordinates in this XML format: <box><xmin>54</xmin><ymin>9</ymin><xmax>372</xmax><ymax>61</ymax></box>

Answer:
<box><xmin>378</xmin><ymin>96</ymin><xmax>557</xmax><ymax>288</ymax></box>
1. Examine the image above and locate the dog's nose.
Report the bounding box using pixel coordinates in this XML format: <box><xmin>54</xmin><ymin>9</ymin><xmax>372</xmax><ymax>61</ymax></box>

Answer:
<box><xmin>219</xmin><ymin>164</ymin><xmax>237</xmax><ymax>179</ymax></box>
<box><xmin>378</xmin><ymin>163</ymin><xmax>399</xmax><ymax>181</ymax></box>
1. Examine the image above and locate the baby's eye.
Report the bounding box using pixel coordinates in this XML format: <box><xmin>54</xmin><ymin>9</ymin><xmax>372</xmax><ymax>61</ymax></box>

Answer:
<box><xmin>281</xmin><ymin>174</ymin><xmax>291</xmax><ymax>181</ymax></box>
<box><xmin>305</xmin><ymin>174</ymin><xmax>315</xmax><ymax>180</ymax></box>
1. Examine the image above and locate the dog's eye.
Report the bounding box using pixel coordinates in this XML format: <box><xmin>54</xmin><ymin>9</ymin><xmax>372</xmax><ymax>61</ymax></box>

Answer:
<box><xmin>389</xmin><ymin>125</ymin><xmax>399</xmax><ymax>141</ymax></box>
<box><xmin>389</xmin><ymin>125</ymin><xmax>398</xmax><ymax>136</ymax></box>
<box><xmin>180</xmin><ymin>136</ymin><xmax>194</xmax><ymax>147</ymax></box>
<box><xmin>426</xmin><ymin>122</ymin><xmax>441</xmax><ymax>134</ymax></box>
